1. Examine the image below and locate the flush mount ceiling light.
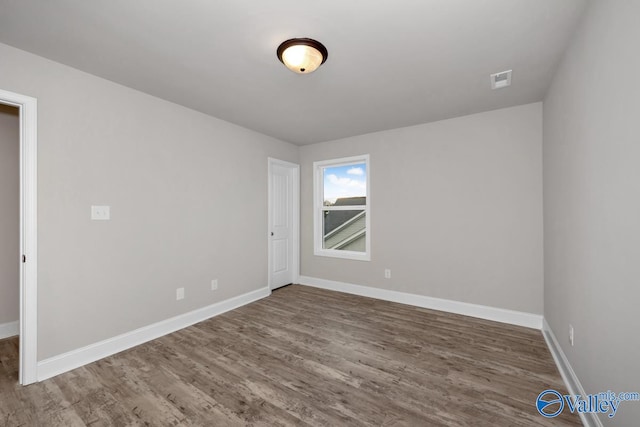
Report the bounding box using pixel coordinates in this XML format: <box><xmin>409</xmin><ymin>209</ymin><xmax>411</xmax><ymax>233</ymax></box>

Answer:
<box><xmin>277</xmin><ymin>38</ymin><xmax>328</xmax><ymax>74</ymax></box>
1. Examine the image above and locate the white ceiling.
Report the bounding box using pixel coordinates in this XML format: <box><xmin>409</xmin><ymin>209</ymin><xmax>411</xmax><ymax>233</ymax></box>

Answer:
<box><xmin>0</xmin><ymin>0</ymin><xmax>587</xmax><ymax>145</ymax></box>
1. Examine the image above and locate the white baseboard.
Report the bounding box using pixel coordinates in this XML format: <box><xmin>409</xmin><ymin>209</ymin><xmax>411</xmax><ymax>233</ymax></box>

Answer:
<box><xmin>0</xmin><ymin>320</ymin><xmax>19</xmax><ymax>339</ymax></box>
<box><xmin>298</xmin><ymin>276</ymin><xmax>543</xmax><ymax>329</ymax></box>
<box><xmin>37</xmin><ymin>287</ymin><xmax>271</xmax><ymax>381</ymax></box>
<box><xmin>542</xmin><ymin>319</ymin><xmax>602</xmax><ymax>427</ymax></box>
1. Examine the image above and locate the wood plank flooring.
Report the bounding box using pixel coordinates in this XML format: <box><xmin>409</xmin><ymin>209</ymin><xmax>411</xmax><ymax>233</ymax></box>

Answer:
<box><xmin>0</xmin><ymin>285</ymin><xmax>580</xmax><ymax>426</ymax></box>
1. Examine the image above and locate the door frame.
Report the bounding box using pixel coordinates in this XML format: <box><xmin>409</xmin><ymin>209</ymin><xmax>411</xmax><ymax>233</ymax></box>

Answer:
<box><xmin>267</xmin><ymin>158</ymin><xmax>300</xmax><ymax>290</ymax></box>
<box><xmin>0</xmin><ymin>89</ymin><xmax>38</xmax><ymax>385</ymax></box>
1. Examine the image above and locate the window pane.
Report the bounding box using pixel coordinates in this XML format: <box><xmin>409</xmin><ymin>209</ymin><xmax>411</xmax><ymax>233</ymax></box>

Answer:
<box><xmin>323</xmin><ymin>209</ymin><xmax>366</xmax><ymax>252</ymax></box>
<box><xmin>323</xmin><ymin>163</ymin><xmax>366</xmax><ymax>206</ymax></box>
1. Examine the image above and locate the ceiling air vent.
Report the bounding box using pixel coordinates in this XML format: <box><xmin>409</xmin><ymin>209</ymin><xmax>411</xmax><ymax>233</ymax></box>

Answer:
<box><xmin>490</xmin><ymin>70</ymin><xmax>512</xmax><ymax>89</ymax></box>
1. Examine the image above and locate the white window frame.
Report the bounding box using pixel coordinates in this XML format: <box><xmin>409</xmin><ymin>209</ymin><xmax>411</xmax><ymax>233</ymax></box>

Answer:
<box><xmin>313</xmin><ymin>154</ymin><xmax>370</xmax><ymax>261</ymax></box>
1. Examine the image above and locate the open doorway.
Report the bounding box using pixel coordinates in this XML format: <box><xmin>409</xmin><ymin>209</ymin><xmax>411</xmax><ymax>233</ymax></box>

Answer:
<box><xmin>0</xmin><ymin>104</ymin><xmax>20</xmax><ymax>352</ymax></box>
<box><xmin>0</xmin><ymin>89</ymin><xmax>38</xmax><ymax>385</ymax></box>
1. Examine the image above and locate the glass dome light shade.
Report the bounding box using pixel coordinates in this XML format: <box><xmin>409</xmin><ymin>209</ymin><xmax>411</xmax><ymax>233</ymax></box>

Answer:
<box><xmin>277</xmin><ymin>38</ymin><xmax>328</xmax><ymax>74</ymax></box>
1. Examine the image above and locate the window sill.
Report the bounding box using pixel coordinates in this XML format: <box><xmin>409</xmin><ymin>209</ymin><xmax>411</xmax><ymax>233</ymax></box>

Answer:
<box><xmin>314</xmin><ymin>249</ymin><xmax>371</xmax><ymax>262</ymax></box>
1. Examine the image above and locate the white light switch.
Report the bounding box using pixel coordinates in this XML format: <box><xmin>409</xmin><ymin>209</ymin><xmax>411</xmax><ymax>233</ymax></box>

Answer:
<box><xmin>91</xmin><ymin>205</ymin><xmax>110</xmax><ymax>221</ymax></box>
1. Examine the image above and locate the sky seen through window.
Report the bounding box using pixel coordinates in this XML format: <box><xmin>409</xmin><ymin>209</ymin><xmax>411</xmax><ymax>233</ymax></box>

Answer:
<box><xmin>323</xmin><ymin>163</ymin><xmax>367</xmax><ymax>204</ymax></box>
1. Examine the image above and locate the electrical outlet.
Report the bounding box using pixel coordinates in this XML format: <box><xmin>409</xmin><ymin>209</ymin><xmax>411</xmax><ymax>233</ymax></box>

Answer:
<box><xmin>211</xmin><ymin>279</ymin><xmax>218</xmax><ymax>291</ymax></box>
<box><xmin>176</xmin><ymin>287</ymin><xmax>185</xmax><ymax>300</ymax></box>
<box><xmin>384</xmin><ymin>269</ymin><xmax>391</xmax><ymax>279</ymax></box>
<box><xmin>91</xmin><ymin>205</ymin><xmax>110</xmax><ymax>220</ymax></box>
<box><xmin>569</xmin><ymin>324</ymin><xmax>574</xmax><ymax>346</ymax></box>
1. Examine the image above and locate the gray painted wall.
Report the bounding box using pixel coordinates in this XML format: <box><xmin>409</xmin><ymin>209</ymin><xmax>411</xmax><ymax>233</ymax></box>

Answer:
<box><xmin>0</xmin><ymin>104</ymin><xmax>19</xmax><ymax>327</ymax></box>
<box><xmin>0</xmin><ymin>42</ymin><xmax>298</xmax><ymax>359</ymax></box>
<box><xmin>543</xmin><ymin>2</ymin><xmax>640</xmax><ymax>425</ymax></box>
<box><xmin>300</xmin><ymin>103</ymin><xmax>544</xmax><ymax>314</ymax></box>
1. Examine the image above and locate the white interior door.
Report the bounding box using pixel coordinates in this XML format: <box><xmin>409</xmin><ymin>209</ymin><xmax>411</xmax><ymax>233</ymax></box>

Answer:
<box><xmin>268</xmin><ymin>159</ymin><xmax>299</xmax><ymax>290</ymax></box>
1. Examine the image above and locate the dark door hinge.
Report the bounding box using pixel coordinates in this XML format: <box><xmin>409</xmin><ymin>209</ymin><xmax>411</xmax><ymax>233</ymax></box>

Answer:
<box><xmin>22</xmin><ymin>254</ymin><xmax>26</xmax><ymax>263</ymax></box>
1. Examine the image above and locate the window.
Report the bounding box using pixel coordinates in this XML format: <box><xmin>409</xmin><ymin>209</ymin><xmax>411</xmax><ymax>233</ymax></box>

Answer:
<box><xmin>314</xmin><ymin>155</ymin><xmax>370</xmax><ymax>261</ymax></box>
